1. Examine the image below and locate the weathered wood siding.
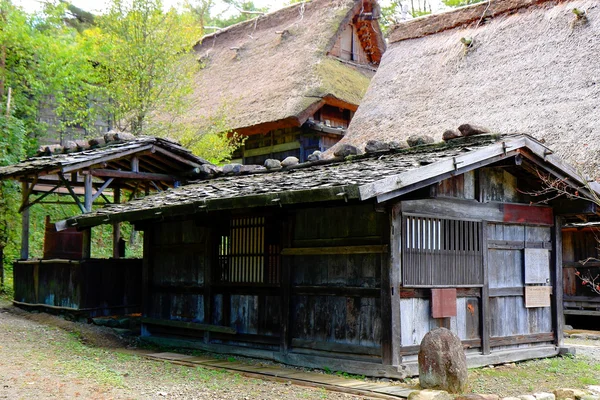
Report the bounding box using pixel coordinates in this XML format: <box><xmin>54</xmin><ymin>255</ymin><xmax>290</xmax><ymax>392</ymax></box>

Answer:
<box><xmin>289</xmin><ymin>204</ymin><xmax>387</xmax><ymax>357</ymax></box>
<box><xmin>142</xmin><ymin>204</ymin><xmax>388</xmax><ymax>359</ymax></box>
<box><xmin>396</xmin><ymin>167</ymin><xmax>556</xmax><ymax>359</ymax></box>
<box><xmin>488</xmin><ymin>224</ymin><xmax>553</xmax><ymax>347</ymax></box>
<box><xmin>13</xmin><ymin>259</ymin><xmax>142</xmax><ymax>316</ymax></box>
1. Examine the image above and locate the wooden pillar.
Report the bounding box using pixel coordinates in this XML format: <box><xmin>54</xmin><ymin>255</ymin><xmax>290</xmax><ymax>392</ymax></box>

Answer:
<box><xmin>553</xmin><ymin>216</ymin><xmax>564</xmax><ymax>347</ymax></box>
<box><xmin>280</xmin><ymin>214</ymin><xmax>293</xmax><ymax>355</ymax></box>
<box><xmin>203</xmin><ymin>226</ymin><xmax>213</xmax><ymax>344</ymax></box>
<box><xmin>82</xmin><ymin>174</ymin><xmax>93</xmax><ymax>259</ymax></box>
<box><xmin>387</xmin><ymin>203</ymin><xmax>402</xmax><ymax>366</ymax></box>
<box><xmin>112</xmin><ymin>186</ymin><xmax>121</xmax><ymax>258</ymax></box>
<box><xmin>481</xmin><ymin>221</ymin><xmax>491</xmax><ymax>355</ymax></box>
<box><xmin>142</xmin><ymin>228</ymin><xmax>152</xmax><ymax>319</ymax></box>
<box><xmin>20</xmin><ymin>181</ymin><xmax>30</xmax><ymax>260</ymax></box>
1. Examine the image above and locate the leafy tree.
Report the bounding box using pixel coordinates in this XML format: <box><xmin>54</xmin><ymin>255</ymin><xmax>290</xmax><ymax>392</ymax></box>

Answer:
<box><xmin>88</xmin><ymin>0</ymin><xmax>202</xmax><ymax>135</ymax></box>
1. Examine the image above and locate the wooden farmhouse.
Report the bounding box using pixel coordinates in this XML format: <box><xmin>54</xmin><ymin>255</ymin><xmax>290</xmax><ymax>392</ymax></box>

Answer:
<box><xmin>186</xmin><ymin>0</ymin><xmax>385</xmax><ymax>165</ymax></box>
<box><xmin>61</xmin><ymin>133</ymin><xmax>598</xmax><ymax>378</ymax></box>
<box><xmin>333</xmin><ymin>0</ymin><xmax>600</xmax><ymax>325</ymax></box>
<box><xmin>0</xmin><ymin>134</ymin><xmax>211</xmax><ymax>316</ymax></box>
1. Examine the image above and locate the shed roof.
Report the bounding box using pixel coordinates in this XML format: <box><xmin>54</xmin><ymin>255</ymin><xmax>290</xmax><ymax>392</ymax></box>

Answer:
<box><xmin>61</xmin><ymin>134</ymin><xmax>599</xmax><ymax>228</ymax></box>
<box><xmin>185</xmin><ymin>0</ymin><xmax>384</xmax><ymax>136</ymax></box>
<box><xmin>334</xmin><ymin>0</ymin><xmax>600</xmax><ymax>174</ymax></box>
<box><xmin>0</xmin><ymin>136</ymin><xmax>209</xmax><ymax>181</ymax></box>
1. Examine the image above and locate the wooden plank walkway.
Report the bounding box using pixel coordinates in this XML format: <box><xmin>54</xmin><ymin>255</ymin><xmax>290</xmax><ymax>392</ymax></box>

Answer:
<box><xmin>144</xmin><ymin>352</ymin><xmax>416</xmax><ymax>399</ymax></box>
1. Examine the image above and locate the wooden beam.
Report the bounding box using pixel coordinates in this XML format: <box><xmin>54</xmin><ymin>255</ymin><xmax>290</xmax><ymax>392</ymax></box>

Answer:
<box><xmin>360</xmin><ymin>138</ymin><xmax>526</xmax><ymax>201</ymax></box>
<box><xmin>82</xmin><ymin>228</ymin><xmax>91</xmax><ymax>259</ymax></box>
<box><xmin>91</xmin><ymin>178</ymin><xmax>114</xmax><ymax>202</ymax></box>
<box><xmin>86</xmin><ymin>169</ymin><xmax>177</xmax><ymax>182</ymax></box>
<box><xmin>381</xmin><ymin>205</ymin><xmax>402</xmax><ymax>365</ymax></box>
<box><xmin>489</xmin><ymin>287</ymin><xmax>523</xmax><ymax>297</ymax></box>
<box><xmin>84</xmin><ymin>174</ymin><xmax>93</xmax><ymax>213</ymax></box>
<box><xmin>151</xmin><ymin>146</ymin><xmax>202</xmax><ymax>169</ymax></box>
<box><xmin>112</xmin><ymin>186</ymin><xmax>121</xmax><ymax>259</ymax></box>
<box><xmin>281</xmin><ymin>245</ymin><xmax>388</xmax><ymax>256</ymax></box>
<box><xmin>20</xmin><ymin>181</ymin><xmax>30</xmax><ymax>260</ymax></box>
<box><xmin>291</xmin><ymin>286</ymin><xmax>380</xmax><ymax>297</ymax></box>
<box><xmin>554</xmin><ymin>216</ymin><xmax>564</xmax><ymax>347</ymax></box>
<box><xmin>481</xmin><ymin>221</ymin><xmax>490</xmax><ymax>355</ymax></box>
<box><xmin>58</xmin><ymin>173</ymin><xmax>86</xmax><ymax>213</ymax></box>
<box><xmin>61</xmin><ymin>144</ymin><xmax>154</xmax><ymax>173</ymax></box>
<box><xmin>141</xmin><ymin>317</ymin><xmax>237</xmax><ymax>334</ymax></box>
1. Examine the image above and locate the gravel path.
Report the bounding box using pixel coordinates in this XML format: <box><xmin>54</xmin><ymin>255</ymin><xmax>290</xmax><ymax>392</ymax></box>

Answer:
<box><xmin>564</xmin><ymin>336</ymin><xmax>600</xmax><ymax>362</ymax></box>
<box><xmin>0</xmin><ymin>302</ymin><xmax>373</xmax><ymax>400</ymax></box>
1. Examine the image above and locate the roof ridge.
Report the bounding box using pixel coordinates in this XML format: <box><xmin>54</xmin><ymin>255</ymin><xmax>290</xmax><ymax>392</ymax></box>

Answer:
<box><xmin>388</xmin><ymin>0</ymin><xmax>557</xmax><ymax>43</ymax></box>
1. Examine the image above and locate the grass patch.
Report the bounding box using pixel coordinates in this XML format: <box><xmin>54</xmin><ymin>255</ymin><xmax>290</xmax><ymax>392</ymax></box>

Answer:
<box><xmin>468</xmin><ymin>355</ymin><xmax>600</xmax><ymax>396</ymax></box>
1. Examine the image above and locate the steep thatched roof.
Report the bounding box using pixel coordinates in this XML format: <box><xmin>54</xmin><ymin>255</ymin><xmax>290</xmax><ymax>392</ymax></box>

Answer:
<box><xmin>337</xmin><ymin>0</ymin><xmax>600</xmax><ymax>174</ymax></box>
<box><xmin>188</xmin><ymin>0</ymin><xmax>383</xmax><ymax>135</ymax></box>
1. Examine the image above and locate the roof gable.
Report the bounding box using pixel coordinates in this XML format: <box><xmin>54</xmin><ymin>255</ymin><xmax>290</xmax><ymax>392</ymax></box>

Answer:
<box><xmin>337</xmin><ymin>0</ymin><xmax>600</xmax><ymax>174</ymax></box>
<box><xmin>185</xmin><ymin>0</ymin><xmax>383</xmax><ymax>135</ymax></box>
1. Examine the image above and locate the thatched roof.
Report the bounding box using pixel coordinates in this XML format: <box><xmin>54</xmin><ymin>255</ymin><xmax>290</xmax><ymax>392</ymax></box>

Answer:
<box><xmin>188</xmin><ymin>0</ymin><xmax>384</xmax><ymax>136</ymax></box>
<box><xmin>336</xmin><ymin>0</ymin><xmax>600</xmax><ymax>174</ymax></box>
<box><xmin>61</xmin><ymin>134</ymin><xmax>600</xmax><ymax>229</ymax></box>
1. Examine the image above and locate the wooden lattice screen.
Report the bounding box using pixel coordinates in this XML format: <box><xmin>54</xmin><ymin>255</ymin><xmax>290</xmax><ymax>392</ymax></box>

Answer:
<box><xmin>217</xmin><ymin>216</ymin><xmax>280</xmax><ymax>284</ymax></box>
<box><xmin>402</xmin><ymin>215</ymin><xmax>483</xmax><ymax>287</ymax></box>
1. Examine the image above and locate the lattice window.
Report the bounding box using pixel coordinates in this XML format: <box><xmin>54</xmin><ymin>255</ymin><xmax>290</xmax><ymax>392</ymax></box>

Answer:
<box><xmin>402</xmin><ymin>215</ymin><xmax>483</xmax><ymax>287</ymax></box>
<box><xmin>217</xmin><ymin>216</ymin><xmax>280</xmax><ymax>284</ymax></box>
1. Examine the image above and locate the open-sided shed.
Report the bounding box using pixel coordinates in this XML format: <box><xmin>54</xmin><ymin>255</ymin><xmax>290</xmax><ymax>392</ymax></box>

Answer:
<box><xmin>0</xmin><ymin>135</ymin><xmax>211</xmax><ymax>316</ymax></box>
<box><xmin>62</xmin><ymin>134</ymin><xmax>598</xmax><ymax>377</ymax></box>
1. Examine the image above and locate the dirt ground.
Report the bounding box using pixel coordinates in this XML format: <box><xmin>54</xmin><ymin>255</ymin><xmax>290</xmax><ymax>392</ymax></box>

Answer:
<box><xmin>0</xmin><ymin>301</ymin><xmax>372</xmax><ymax>400</ymax></box>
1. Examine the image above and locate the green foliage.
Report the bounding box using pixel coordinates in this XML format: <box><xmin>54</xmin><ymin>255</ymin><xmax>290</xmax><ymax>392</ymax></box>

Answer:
<box><xmin>163</xmin><ymin>102</ymin><xmax>245</xmax><ymax>164</ymax></box>
<box><xmin>0</xmin><ymin>0</ymin><xmax>104</xmax><ymax>141</ymax></box>
<box><xmin>379</xmin><ymin>1</ymin><xmax>432</xmax><ymax>34</ymax></box>
<box><xmin>88</xmin><ymin>0</ymin><xmax>202</xmax><ymax>135</ymax></box>
<box><xmin>442</xmin><ymin>0</ymin><xmax>487</xmax><ymax>7</ymax></box>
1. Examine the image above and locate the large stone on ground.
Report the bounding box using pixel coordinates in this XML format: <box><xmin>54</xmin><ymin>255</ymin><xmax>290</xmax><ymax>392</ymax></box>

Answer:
<box><xmin>442</xmin><ymin>129</ymin><xmax>462</xmax><ymax>141</ymax></box>
<box><xmin>365</xmin><ymin>140</ymin><xmax>390</xmax><ymax>153</ymax></box>
<box><xmin>554</xmin><ymin>390</ymin><xmax>587</xmax><ymax>400</ymax></box>
<box><xmin>418</xmin><ymin>327</ymin><xmax>468</xmax><ymax>393</ymax></box>
<box><xmin>534</xmin><ymin>393</ymin><xmax>555</xmax><ymax>400</ymax></box>
<box><xmin>281</xmin><ymin>156</ymin><xmax>299</xmax><ymax>167</ymax></box>
<box><xmin>456</xmin><ymin>395</ymin><xmax>499</xmax><ymax>400</ymax></box>
<box><xmin>458</xmin><ymin>124</ymin><xmax>490</xmax><ymax>137</ymax></box>
<box><xmin>519</xmin><ymin>395</ymin><xmax>536</xmax><ymax>400</ymax></box>
<box><xmin>408</xmin><ymin>389</ymin><xmax>452</xmax><ymax>400</ymax></box>
<box><xmin>333</xmin><ymin>144</ymin><xmax>360</xmax><ymax>157</ymax></box>
<box><xmin>407</xmin><ymin>135</ymin><xmax>435</xmax><ymax>147</ymax></box>
<box><xmin>264</xmin><ymin>159</ymin><xmax>281</xmax><ymax>170</ymax></box>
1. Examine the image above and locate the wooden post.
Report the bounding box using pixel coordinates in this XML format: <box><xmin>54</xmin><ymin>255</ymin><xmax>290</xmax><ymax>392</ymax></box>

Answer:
<box><xmin>553</xmin><ymin>216</ymin><xmax>564</xmax><ymax>347</ymax></box>
<box><xmin>204</xmin><ymin>226</ymin><xmax>213</xmax><ymax>344</ymax></box>
<box><xmin>388</xmin><ymin>203</ymin><xmax>402</xmax><ymax>366</ymax></box>
<box><xmin>481</xmin><ymin>221</ymin><xmax>491</xmax><ymax>355</ymax></box>
<box><xmin>142</xmin><ymin>228</ymin><xmax>152</xmax><ymax>319</ymax></box>
<box><xmin>81</xmin><ymin>174</ymin><xmax>93</xmax><ymax>259</ymax></box>
<box><xmin>280</xmin><ymin>214</ymin><xmax>293</xmax><ymax>355</ymax></box>
<box><xmin>82</xmin><ymin>228</ymin><xmax>91</xmax><ymax>259</ymax></box>
<box><xmin>84</xmin><ymin>174</ymin><xmax>93</xmax><ymax>213</ymax></box>
<box><xmin>112</xmin><ymin>186</ymin><xmax>121</xmax><ymax>258</ymax></box>
<box><xmin>20</xmin><ymin>182</ymin><xmax>30</xmax><ymax>260</ymax></box>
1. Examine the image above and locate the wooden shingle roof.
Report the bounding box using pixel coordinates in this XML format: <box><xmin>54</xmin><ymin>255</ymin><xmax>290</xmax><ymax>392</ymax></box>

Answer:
<box><xmin>0</xmin><ymin>137</ymin><xmax>209</xmax><ymax>181</ymax></box>
<box><xmin>62</xmin><ymin>134</ymin><xmax>599</xmax><ymax>228</ymax></box>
